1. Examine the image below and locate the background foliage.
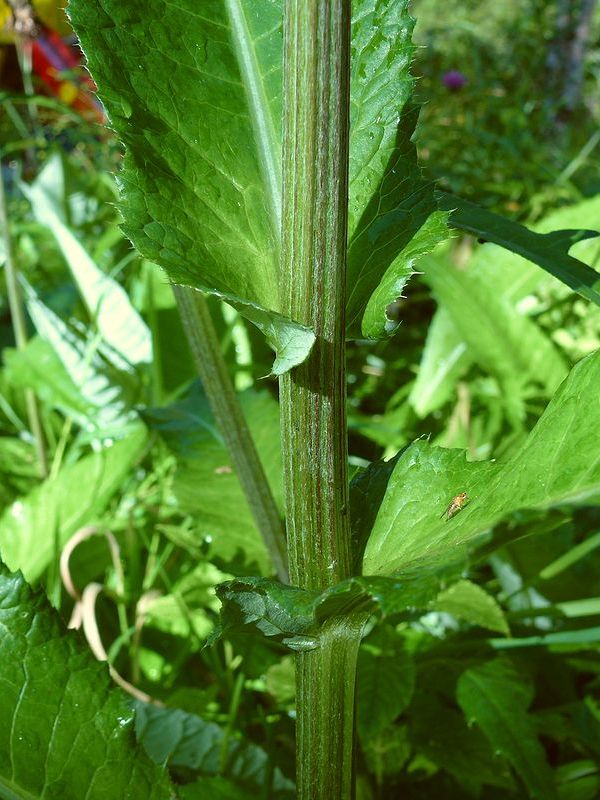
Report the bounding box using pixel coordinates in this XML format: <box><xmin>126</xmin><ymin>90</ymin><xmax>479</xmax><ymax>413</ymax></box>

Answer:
<box><xmin>0</xmin><ymin>0</ymin><xmax>600</xmax><ymax>798</ymax></box>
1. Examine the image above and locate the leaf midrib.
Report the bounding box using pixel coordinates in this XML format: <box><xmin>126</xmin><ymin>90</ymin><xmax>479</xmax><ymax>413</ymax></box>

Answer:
<box><xmin>225</xmin><ymin>0</ymin><xmax>281</xmax><ymax>233</ymax></box>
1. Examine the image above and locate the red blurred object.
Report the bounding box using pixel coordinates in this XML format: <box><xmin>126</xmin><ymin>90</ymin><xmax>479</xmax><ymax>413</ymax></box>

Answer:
<box><xmin>31</xmin><ymin>28</ymin><xmax>104</xmax><ymax>122</ymax></box>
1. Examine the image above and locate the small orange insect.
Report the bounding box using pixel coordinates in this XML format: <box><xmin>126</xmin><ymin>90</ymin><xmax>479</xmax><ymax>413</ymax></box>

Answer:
<box><xmin>442</xmin><ymin>491</ymin><xmax>469</xmax><ymax>520</ymax></box>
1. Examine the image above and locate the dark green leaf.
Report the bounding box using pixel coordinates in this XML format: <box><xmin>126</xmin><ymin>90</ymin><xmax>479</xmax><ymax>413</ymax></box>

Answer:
<box><xmin>357</xmin><ymin>636</ymin><xmax>415</xmax><ymax>738</ymax></box>
<box><xmin>144</xmin><ymin>386</ymin><xmax>281</xmax><ymax>575</ymax></box>
<box><xmin>347</xmin><ymin>2</ymin><xmax>449</xmax><ymax>337</ymax></box>
<box><xmin>439</xmin><ymin>193</ymin><xmax>600</xmax><ymax>307</ymax></box>
<box><xmin>0</xmin><ymin>565</ymin><xmax>173</xmax><ymax>799</ymax></box>
<box><xmin>178</xmin><ymin>777</ymin><xmax>251</xmax><ymax>800</ymax></box>
<box><xmin>409</xmin><ymin>694</ymin><xmax>515</xmax><ymax>795</ymax></box>
<box><xmin>456</xmin><ymin>658</ymin><xmax>557</xmax><ymax>799</ymax></box>
<box><xmin>361</xmin><ymin>725</ymin><xmax>411</xmax><ymax>779</ymax></box>
<box><xmin>135</xmin><ymin>702</ymin><xmax>294</xmax><ymax>797</ymax></box>
<box><xmin>215</xmin><ymin>573</ymin><xmax>449</xmax><ymax>648</ymax></box>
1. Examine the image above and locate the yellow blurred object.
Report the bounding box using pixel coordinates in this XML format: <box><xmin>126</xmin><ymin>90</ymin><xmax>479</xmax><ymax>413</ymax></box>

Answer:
<box><xmin>34</xmin><ymin>0</ymin><xmax>71</xmax><ymax>36</ymax></box>
<box><xmin>0</xmin><ymin>0</ymin><xmax>71</xmax><ymax>43</ymax></box>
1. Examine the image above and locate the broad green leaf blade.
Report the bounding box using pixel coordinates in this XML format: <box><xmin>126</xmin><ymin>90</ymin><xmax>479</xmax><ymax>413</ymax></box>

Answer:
<box><xmin>22</xmin><ymin>157</ymin><xmax>152</xmax><ymax>367</ymax></box>
<box><xmin>439</xmin><ymin>192</ymin><xmax>600</xmax><ymax>307</ymax></box>
<box><xmin>433</xmin><ymin>580</ymin><xmax>509</xmax><ymax>635</ymax></box>
<box><xmin>0</xmin><ymin>426</ymin><xmax>147</xmax><ymax>581</ymax></box>
<box><xmin>363</xmin><ymin>348</ymin><xmax>600</xmax><ymax>577</ymax></box>
<box><xmin>0</xmin><ymin>565</ymin><xmax>173</xmax><ymax>800</ymax></box>
<box><xmin>135</xmin><ymin>702</ymin><xmax>294</xmax><ymax>797</ymax></box>
<box><xmin>144</xmin><ymin>386</ymin><xmax>281</xmax><ymax>575</ymax></box>
<box><xmin>357</xmin><ymin>631</ymin><xmax>415</xmax><ymax>739</ymax></box>
<box><xmin>347</xmin><ymin>1</ymin><xmax>449</xmax><ymax>337</ymax></box>
<box><xmin>68</xmin><ymin>0</ymin><xmax>314</xmax><ymax>375</ymax></box>
<box><xmin>457</xmin><ymin>659</ymin><xmax>557</xmax><ymax>799</ymax></box>
<box><xmin>409</xmin><ymin>307</ymin><xmax>472</xmax><ymax>417</ymax></box>
<box><xmin>410</xmin><ymin>694</ymin><xmax>516</xmax><ymax>795</ymax></box>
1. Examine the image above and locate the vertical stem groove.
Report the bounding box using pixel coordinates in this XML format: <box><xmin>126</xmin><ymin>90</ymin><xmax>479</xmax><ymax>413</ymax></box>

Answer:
<box><xmin>279</xmin><ymin>4</ymin><xmax>358</xmax><ymax>799</ymax></box>
<box><xmin>173</xmin><ymin>285</ymin><xmax>288</xmax><ymax>583</ymax></box>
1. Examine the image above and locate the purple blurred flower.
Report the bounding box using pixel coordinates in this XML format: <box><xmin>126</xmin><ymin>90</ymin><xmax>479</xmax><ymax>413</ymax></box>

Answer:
<box><xmin>442</xmin><ymin>70</ymin><xmax>468</xmax><ymax>91</ymax></box>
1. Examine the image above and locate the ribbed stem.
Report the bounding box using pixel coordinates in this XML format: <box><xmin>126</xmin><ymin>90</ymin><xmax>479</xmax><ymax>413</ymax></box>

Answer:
<box><xmin>173</xmin><ymin>285</ymin><xmax>288</xmax><ymax>583</ymax></box>
<box><xmin>280</xmin><ymin>0</ymin><xmax>352</xmax><ymax>591</ymax></box>
<box><xmin>295</xmin><ymin>615</ymin><xmax>365</xmax><ymax>799</ymax></box>
<box><xmin>279</xmin><ymin>3</ymin><xmax>357</xmax><ymax>799</ymax></box>
<box><xmin>0</xmin><ymin>163</ymin><xmax>48</xmax><ymax>477</ymax></box>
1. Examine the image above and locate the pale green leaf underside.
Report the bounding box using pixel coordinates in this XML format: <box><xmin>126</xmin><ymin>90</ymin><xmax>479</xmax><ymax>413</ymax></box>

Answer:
<box><xmin>22</xmin><ymin>156</ymin><xmax>153</xmax><ymax>367</ymax></box>
<box><xmin>69</xmin><ymin>0</ymin><xmax>447</xmax><ymax>367</ymax></box>
<box><xmin>457</xmin><ymin>659</ymin><xmax>557</xmax><ymax>799</ymax></box>
<box><xmin>0</xmin><ymin>427</ymin><xmax>147</xmax><ymax>581</ymax></box>
<box><xmin>363</xmin><ymin>348</ymin><xmax>600</xmax><ymax>576</ymax></box>
<box><xmin>0</xmin><ymin>565</ymin><xmax>172</xmax><ymax>800</ymax></box>
<box><xmin>409</xmin><ymin>307</ymin><xmax>472</xmax><ymax>417</ymax></box>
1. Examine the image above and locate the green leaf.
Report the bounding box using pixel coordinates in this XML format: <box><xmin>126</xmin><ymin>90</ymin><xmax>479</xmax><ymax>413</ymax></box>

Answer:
<box><xmin>409</xmin><ymin>307</ymin><xmax>472</xmax><ymax>418</ymax></box>
<box><xmin>439</xmin><ymin>192</ymin><xmax>600</xmax><ymax>307</ymax></box>
<box><xmin>409</xmin><ymin>694</ymin><xmax>515</xmax><ymax>795</ymax></box>
<box><xmin>350</xmin><ymin>450</ymin><xmax>402</xmax><ymax>573</ymax></box>
<box><xmin>556</xmin><ymin>762</ymin><xmax>600</xmax><ymax>800</ymax></box>
<box><xmin>361</xmin><ymin>725</ymin><xmax>411</xmax><ymax>779</ymax></box>
<box><xmin>22</xmin><ymin>156</ymin><xmax>153</xmax><ymax>366</ymax></box>
<box><xmin>432</xmin><ymin>579</ymin><xmax>509</xmax><ymax>635</ymax></box>
<box><xmin>179</xmin><ymin>777</ymin><xmax>252</xmax><ymax>800</ymax></box>
<box><xmin>68</xmin><ymin>0</ymin><xmax>314</xmax><ymax>375</ymax></box>
<box><xmin>70</xmin><ymin>0</ymin><xmax>447</xmax><ymax>366</ymax></box>
<box><xmin>357</xmin><ymin>630</ymin><xmax>415</xmax><ymax>738</ymax></box>
<box><xmin>456</xmin><ymin>658</ymin><xmax>557</xmax><ymax>799</ymax></box>
<box><xmin>22</xmin><ymin>280</ymin><xmax>139</xmax><ymax>434</ymax></box>
<box><xmin>0</xmin><ymin>426</ymin><xmax>147</xmax><ymax>581</ymax></box>
<box><xmin>363</xmin><ymin>348</ymin><xmax>600</xmax><ymax>577</ymax></box>
<box><xmin>264</xmin><ymin>656</ymin><xmax>296</xmax><ymax>704</ymax></box>
<box><xmin>3</xmin><ymin>338</ymin><xmax>93</xmax><ymax>427</ymax></box>
<box><xmin>347</xmin><ymin>1</ymin><xmax>449</xmax><ymax>337</ymax></box>
<box><xmin>214</xmin><ymin>573</ymin><xmax>448</xmax><ymax>649</ymax></box>
<box><xmin>422</xmin><ymin>249</ymin><xmax>569</xmax><ymax>408</ymax></box>
<box><xmin>135</xmin><ymin>701</ymin><xmax>294</xmax><ymax>797</ymax></box>
<box><xmin>144</xmin><ymin>386</ymin><xmax>281</xmax><ymax>575</ymax></box>
<box><xmin>0</xmin><ymin>565</ymin><xmax>173</xmax><ymax>799</ymax></box>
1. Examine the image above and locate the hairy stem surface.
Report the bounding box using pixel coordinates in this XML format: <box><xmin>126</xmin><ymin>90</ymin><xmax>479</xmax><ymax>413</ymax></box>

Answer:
<box><xmin>279</xmin><ymin>2</ymin><xmax>358</xmax><ymax>798</ymax></box>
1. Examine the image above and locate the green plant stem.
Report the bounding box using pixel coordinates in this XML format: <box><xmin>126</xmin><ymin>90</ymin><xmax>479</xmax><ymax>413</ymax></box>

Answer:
<box><xmin>0</xmin><ymin>164</ymin><xmax>48</xmax><ymax>477</ymax></box>
<box><xmin>279</xmin><ymin>2</ymin><xmax>359</xmax><ymax>798</ymax></box>
<box><xmin>219</xmin><ymin>669</ymin><xmax>245</xmax><ymax>774</ymax></box>
<box><xmin>173</xmin><ymin>285</ymin><xmax>288</xmax><ymax>583</ymax></box>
